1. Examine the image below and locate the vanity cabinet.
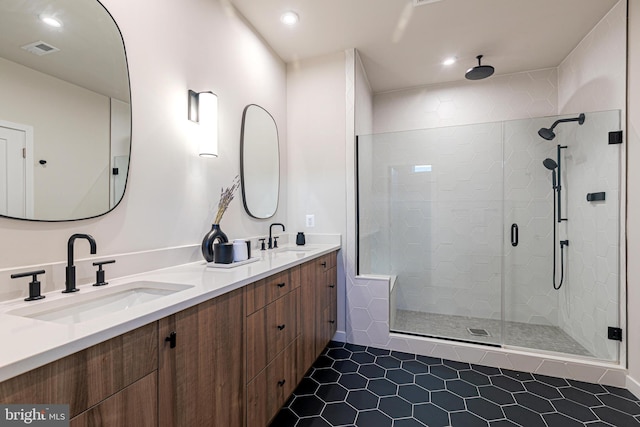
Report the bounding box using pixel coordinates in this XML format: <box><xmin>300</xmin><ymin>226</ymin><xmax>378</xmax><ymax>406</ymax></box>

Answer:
<box><xmin>245</xmin><ymin>269</ymin><xmax>300</xmax><ymax>426</ymax></box>
<box><xmin>158</xmin><ymin>287</ymin><xmax>244</xmax><ymax>427</ymax></box>
<box><xmin>0</xmin><ymin>322</ymin><xmax>157</xmax><ymax>422</ymax></box>
<box><xmin>298</xmin><ymin>254</ymin><xmax>337</xmax><ymax>382</ymax></box>
<box><xmin>0</xmin><ymin>250</ymin><xmax>338</xmax><ymax>427</ymax></box>
<box><xmin>297</xmin><ymin>261</ymin><xmax>318</xmax><ymax>382</ymax></box>
<box><xmin>316</xmin><ymin>253</ymin><xmax>338</xmax><ymax>353</ymax></box>
<box><xmin>246</xmin><ymin>251</ymin><xmax>338</xmax><ymax>426</ymax></box>
<box><xmin>70</xmin><ymin>373</ymin><xmax>157</xmax><ymax>427</ymax></box>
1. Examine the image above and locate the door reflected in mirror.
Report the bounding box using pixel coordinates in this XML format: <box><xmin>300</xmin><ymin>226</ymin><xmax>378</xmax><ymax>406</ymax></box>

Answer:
<box><xmin>241</xmin><ymin>105</ymin><xmax>280</xmax><ymax>219</ymax></box>
<box><xmin>0</xmin><ymin>0</ymin><xmax>130</xmax><ymax>221</ymax></box>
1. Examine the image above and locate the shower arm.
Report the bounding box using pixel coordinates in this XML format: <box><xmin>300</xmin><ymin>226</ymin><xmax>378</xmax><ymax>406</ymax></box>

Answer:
<box><xmin>557</xmin><ymin>145</ymin><xmax>567</xmax><ymax>223</ymax></box>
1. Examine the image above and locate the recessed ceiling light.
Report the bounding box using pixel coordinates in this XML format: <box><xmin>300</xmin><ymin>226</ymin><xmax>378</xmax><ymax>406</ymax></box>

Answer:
<box><xmin>39</xmin><ymin>15</ymin><xmax>62</xmax><ymax>28</ymax></box>
<box><xmin>443</xmin><ymin>57</ymin><xmax>457</xmax><ymax>66</ymax></box>
<box><xmin>280</xmin><ymin>11</ymin><xmax>299</xmax><ymax>26</ymax></box>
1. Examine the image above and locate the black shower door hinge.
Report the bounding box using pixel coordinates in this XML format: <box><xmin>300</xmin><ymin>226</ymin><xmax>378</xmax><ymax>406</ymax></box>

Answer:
<box><xmin>608</xmin><ymin>131</ymin><xmax>623</xmax><ymax>144</ymax></box>
<box><xmin>608</xmin><ymin>327</ymin><xmax>622</xmax><ymax>341</ymax></box>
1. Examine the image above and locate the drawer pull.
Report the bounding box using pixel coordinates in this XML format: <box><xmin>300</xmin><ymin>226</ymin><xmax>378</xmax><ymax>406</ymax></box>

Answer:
<box><xmin>329</xmin><ymin>320</ymin><xmax>335</xmax><ymax>324</ymax></box>
<box><xmin>165</xmin><ymin>331</ymin><xmax>177</xmax><ymax>349</ymax></box>
<box><xmin>320</xmin><ymin>261</ymin><xmax>327</xmax><ymax>267</ymax></box>
<box><xmin>329</xmin><ymin>284</ymin><xmax>335</xmax><ymax>288</ymax></box>
<box><xmin>277</xmin><ymin>324</ymin><xmax>286</xmax><ymax>331</ymax></box>
<box><xmin>276</xmin><ymin>282</ymin><xmax>286</xmax><ymax>288</ymax></box>
<box><xmin>277</xmin><ymin>379</ymin><xmax>286</xmax><ymax>387</ymax></box>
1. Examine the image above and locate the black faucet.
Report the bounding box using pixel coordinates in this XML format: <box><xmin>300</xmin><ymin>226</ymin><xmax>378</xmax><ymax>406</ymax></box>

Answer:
<box><xmin>64</xmin><ymin>233</ymin><xmax>97</xmax><ymax>293</ymax></box>
<box><xmin>268</xmin><ymin>223</ymin><xmax>285</xmax><ymax>249</ymax></box>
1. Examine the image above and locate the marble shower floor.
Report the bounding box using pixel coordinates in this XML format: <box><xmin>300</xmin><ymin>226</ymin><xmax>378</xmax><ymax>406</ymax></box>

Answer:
<box><xmin>392</xmin><ymin>310</ymin><xmax>593</xmax><ymax>357</ymax></box>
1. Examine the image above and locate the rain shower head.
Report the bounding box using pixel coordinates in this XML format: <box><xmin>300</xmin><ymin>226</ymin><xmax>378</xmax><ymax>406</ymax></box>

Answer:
<box><xmin>465</xmin><ymin>55</ymin><xmax>495</xmax><ymax>80</ymax></box>
<box><xmin>538</xmin><ymin>113</ymin><xmax>586</xmax><ymax>141</ymax></box>
<box><xmin>538</xmin><ymin>127</ymin><xmax>556</xmax><ymax>141</ymax></box>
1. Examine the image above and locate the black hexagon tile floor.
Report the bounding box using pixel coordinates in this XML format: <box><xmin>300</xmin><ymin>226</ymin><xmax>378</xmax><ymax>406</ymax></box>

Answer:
<box><xmin>270</xmin><ymin>341</ymin><xmax>640</xmax><ymax>427</ymax></box>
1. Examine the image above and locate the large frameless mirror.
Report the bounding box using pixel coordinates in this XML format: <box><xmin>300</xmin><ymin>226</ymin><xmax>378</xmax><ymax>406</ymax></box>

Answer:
<box><xmin>240</xmin><ymin>104</ymin><xmax>280</xmax><ymax>219</ymax></box>
<box><xmin>0</xmin><ymin>0</ymin><xmax>131</xmax><ymax>221</ymax></box>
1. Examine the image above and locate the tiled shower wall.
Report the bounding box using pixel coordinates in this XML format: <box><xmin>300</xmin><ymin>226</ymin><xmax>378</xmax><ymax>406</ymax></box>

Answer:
<box><xmin>363</xmin><ymin>65</ymin><xmax>563</xmax><ymax>324</ymax></box>
<box><xmin>502</xmin><ymin>110</ymin><xmax>622</xmax><ymax>362</ymax></box>
<box><xmin>556</xmin><ymin>0</ymin><xmax>626</xmax><ymax>361</ymax></box>
<box><xmin>502</xmin><ymin>117</ymin><xmax>559</xmax><ymax>326</ymax></box>
<box><xmin>360</xmin><ymin>124</ymin><xmax>505</xmax><ymax>320</ymax></box>
<box><xmin>556</xmin><ymin>111</ymin><xmax>621</xmax><ymax>361</ymax></box>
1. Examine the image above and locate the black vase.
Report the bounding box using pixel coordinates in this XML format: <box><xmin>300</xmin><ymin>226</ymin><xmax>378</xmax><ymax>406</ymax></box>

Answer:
<box><xmin>201</xmin><ymin>224</ymin><xmax>229</xmax><ymax>262</ymax></box>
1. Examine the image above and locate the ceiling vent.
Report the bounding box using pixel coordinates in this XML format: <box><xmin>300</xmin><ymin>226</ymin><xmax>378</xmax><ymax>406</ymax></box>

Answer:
<box><xmin>21</xmin><ymin>41</ymin><xmax>60</xmax><ymax>56</ymax></box>
<box><xmin>412</xmin><ymin>0</ymin><xmax>445</xmax><ymax>6</ymax></box>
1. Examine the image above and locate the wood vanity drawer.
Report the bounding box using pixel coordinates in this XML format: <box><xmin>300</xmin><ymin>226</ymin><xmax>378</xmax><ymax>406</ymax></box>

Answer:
<box><xmin>317</xmin><ymin>253</ymin><xmax>336</xmax><ymax>272</ymax></box>
<box><xmin>245</xmin><ymin>270</ymin><xmax>298</xmax><ymax>315</ymax></box>
<box><xmin>246</xmin><ymin>339</ymin><xmax>297</xmax><ymax>427</ymax></box>
<box><xmin>70</xmin><ymin>372</ymin><xmax>157</xmax><ymax>427</ymax></box>
<box><xmin>0</xmin><ymin>322</ymin><xmax>157</xmax><ymax>418</ymax></box>
<box><xmin>246</xmin><ymin>288</ymin><xmax>300</xmax><ymax>380</ymax></box>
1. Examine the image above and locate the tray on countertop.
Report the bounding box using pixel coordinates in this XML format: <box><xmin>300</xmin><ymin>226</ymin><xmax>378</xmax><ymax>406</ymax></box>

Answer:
<box><xmin>206</xmin><ymin>257</ymin><xmax>260</xmax><ymax>269</ymax></box>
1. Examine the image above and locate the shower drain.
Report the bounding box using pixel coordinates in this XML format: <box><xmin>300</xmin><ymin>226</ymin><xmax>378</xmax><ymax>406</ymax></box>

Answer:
<box><xmin>467</xmin><ymin>328</ymin><xmax>490</xmax><ymax>337</ymax></box>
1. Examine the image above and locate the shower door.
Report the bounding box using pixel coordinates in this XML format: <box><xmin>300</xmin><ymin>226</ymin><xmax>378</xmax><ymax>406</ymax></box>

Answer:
<box><xmin>357</xmin><ymin>110</ymin><xmax>622</xmax><ymax>362</ymax></box>
<box><xmin>502</xmin><ymin>111</ymin><xmax>621</xmax><ymax>361</ymax></box>
<box><xmin>358</xmin><ymin>122</ymin><xmax>505</xmax><ymax>346</ymax></box>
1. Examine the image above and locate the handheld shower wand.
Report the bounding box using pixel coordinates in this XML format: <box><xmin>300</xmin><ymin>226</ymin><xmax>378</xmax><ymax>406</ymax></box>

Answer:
<box><xmin>542</xmin><ymin>157</ymin><xmax>567</xmax><ymax>291</ymax></box>
<box><xmin>543</xmin><ymin>158</ymin><xmax>557</xmax><ymax>189</ymax></box>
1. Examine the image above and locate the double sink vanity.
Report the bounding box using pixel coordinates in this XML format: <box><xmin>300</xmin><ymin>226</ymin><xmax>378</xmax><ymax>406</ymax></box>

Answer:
<box><xmin>0</xmin><ymin>1</ymin><xmax>329</xmax><ymax>425</ymax></box>
<box><xmin>0</xmin><ymin>241</ymin><xmax>340</xmax><ymax>427</ymax></box>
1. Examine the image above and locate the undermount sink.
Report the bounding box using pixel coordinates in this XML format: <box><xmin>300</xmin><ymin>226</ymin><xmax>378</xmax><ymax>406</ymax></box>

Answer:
<box><xmin>7</xmin><ymin>281</ymin><xmax>193</xmax><ymax>324</ymax></box>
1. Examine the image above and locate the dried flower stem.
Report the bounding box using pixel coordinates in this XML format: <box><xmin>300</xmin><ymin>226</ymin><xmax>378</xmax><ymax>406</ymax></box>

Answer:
<box><xmin>214</xmin><ymin>175</ymin><xmax>240</xmax><ymax>224</ymax></box>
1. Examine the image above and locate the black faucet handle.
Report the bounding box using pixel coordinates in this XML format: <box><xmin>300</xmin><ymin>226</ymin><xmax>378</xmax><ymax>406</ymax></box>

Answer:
<box><xmin>93</xmin><ymin>260</ymin><xmax>116</xmax><ymax>267</ymax></box>
<box><xmin>273</xmin><ymin>236</ymin><xmax>279</xmax><ymax>248</ymax></box>
<box><xmin>11</xmin><ymin>270</ymin><xmax>46</xmax><ymax>301</ymax></box>
<box><xmin>259</xmin><ymin>238</ymin><xmax>266</xmax><ymax>251</ymax></box>
<box><xmin>93</xmin><ymin>260</ymin><xmax>115</xmax><ymax>286</ymax></box>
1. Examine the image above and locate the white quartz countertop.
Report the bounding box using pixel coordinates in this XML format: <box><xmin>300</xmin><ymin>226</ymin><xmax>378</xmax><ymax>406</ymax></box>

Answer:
<box><xmin>0</xmin><ymin>243</ymin><xmax>340</xmax><ymax>382</ymax></box>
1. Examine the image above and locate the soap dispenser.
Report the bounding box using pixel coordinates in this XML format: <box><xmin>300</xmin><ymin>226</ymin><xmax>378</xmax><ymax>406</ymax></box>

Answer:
<box><xmin>296</xmin><ymin>232</ymin><xmax>306</xmax><ymax>246</ymax></box>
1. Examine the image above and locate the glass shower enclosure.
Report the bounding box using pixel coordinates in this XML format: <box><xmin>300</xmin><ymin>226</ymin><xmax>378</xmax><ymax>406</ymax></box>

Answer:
<box><xmin>357</xmin><ymin>110</ymin><xmax>621</xmax><ymax>362</ymax></box>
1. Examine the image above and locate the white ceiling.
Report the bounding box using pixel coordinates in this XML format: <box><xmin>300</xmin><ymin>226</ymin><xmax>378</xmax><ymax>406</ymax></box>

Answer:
<box><xmin>0</xmin><ymin>0</ymin><xmax>129</xmax><ymax>102</ymax></box>
<box><xmin>228</xmin><ymin>0</ymin><xmax>619</xmax><ymax>93</ymax></box>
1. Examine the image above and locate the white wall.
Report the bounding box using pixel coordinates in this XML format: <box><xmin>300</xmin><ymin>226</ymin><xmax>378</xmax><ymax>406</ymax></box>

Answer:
<box><xmin>0</xmin><ymin>0</ymin><xmax>287</xmax><ymax>284</ymax></box>
<box><xmin>553</xmin><ymin>1</ymin><xmax>626</xmax><ymax>361</ymax></box>
<box><xmin>355</xmin><ymin>53</ymin><xmax>373</xmax><ymax>137</ymax></box>
<box><xmin>287</xmin><ymin>51</ymin><xmax>347</xmax><ymax>336</ymax></box>
<box><xmin>354</xmin><ymin>51</ymin><xmax>374</xmax><ymax>275</ymax></box>
<box><xmin>373</xmin><ymin>68</ymin><xmax>558</xmax><ymax>134</ymax></box>
<box><xmin>110</xmin><ymin>98</ymin><xmax>132</xmax><ymax>208</ymax></box>
<box><xmin>558</xmin><ymin>1</ymin><xmax>626</xmax><ymax>115</ymax></box>
<box><xmin>626</xmin><ymin>0</ymin><xmax>640</xmax><ymax>390</ymax></box>
<box><xmin>0</xmin><ymin>57</ymin><xmax>110</xmax><ymax>219</ymax></box>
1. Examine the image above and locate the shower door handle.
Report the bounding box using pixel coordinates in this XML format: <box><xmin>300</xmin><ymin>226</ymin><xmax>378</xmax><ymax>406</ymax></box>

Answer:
<box><xmin>511</xmin><ymin>224</ymin><xmax>518</xmax><ymax>247</ymax></box>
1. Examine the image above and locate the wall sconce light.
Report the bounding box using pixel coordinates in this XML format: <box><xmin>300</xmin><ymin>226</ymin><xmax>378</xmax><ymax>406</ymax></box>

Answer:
<box><xmin>188</xmin><ymin>90</ymin><xmax>218</xmax><ymax>157</ymax></box>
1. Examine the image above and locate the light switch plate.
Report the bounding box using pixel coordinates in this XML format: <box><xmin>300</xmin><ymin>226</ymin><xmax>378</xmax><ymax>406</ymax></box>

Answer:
<box><xmin>306</xmin><ymin>214</ymin><xmax>315</xmax><ymax>228</ymax></box>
